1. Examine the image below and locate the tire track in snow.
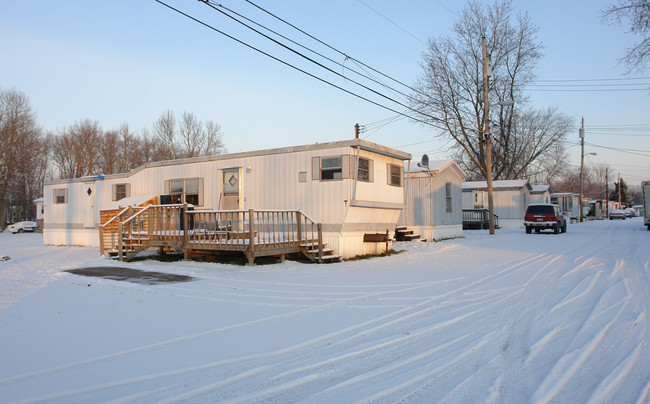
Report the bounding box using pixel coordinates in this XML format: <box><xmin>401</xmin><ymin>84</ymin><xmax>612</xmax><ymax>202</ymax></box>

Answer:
<box><xmin>150</xmin><ymin>254</ymin><xmax>556</xmax><ymax>402</ymax></box>
<box><xmin>3</xmin><ymin>252</ymin><xmax>551</xmax><ymax>403</ymax></box>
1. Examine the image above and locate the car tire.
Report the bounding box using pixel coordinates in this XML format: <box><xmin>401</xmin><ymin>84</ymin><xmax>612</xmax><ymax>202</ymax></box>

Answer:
<box><xmin>526</xmin><ymin>226</ymin><xmax>532</xmax><ymax>234</ymax></box>
<box><xmin>554</xmin><ymin>223</ymin><xmax>559</xmax><ymax>234</ymax></box>
<box><xmin>17</xmin><ymin>229</ymin><xmax>23</xmax><ymax>233</ymax></box>
<box><xmin>561</xmin><ymin>222</ymin><xmax>567</xmax><ymax>233</ymax></box>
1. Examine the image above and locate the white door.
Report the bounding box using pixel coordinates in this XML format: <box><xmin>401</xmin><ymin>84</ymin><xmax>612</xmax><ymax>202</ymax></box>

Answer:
<box><xmin>222</xmin><ymin>169</ymin><xmax>240</xmax><ymax>210</ymax></box>
<box><xmin>83</xmin><ymin>183</ymin><xmax>96</xmax><ymax>228</ymax></box>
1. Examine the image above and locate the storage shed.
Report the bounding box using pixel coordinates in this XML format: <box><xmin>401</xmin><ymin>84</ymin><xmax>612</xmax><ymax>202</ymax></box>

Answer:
<box><xmin>43</xmin><ymin>139</ymin><xmax>411</xmax><ymax>260</ymax></box>
<box><xmin>398</xmin><ymin>159</ymin><xmax>465</xmax><ymax>241</ymax></box>
<box><xmin>462</xmin><ymin>180</ymin><xmax>532</xmax><ymax>229</ymax></box>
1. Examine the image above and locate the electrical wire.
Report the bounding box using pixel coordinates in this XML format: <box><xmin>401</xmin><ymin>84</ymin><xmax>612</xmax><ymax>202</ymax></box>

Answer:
<box><xmin>196</xmin><ymin>0</ymin><xmax>447</xmax><ymax>129</ymax></box>
<box><xmin>155</xmin><ymin>0</ymin><xmax>447</xmax><ymax>132</ymax></box>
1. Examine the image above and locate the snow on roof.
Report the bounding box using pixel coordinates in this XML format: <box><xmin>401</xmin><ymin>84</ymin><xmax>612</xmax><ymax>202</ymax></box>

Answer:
<box><xmin>531</xmin><ymin>184</ymin><xmax>552</xmax><ymax>194</ymax></box>
<box><xmin>462</xmin><ymin>180</ymin><xmax>531</xmax><ymax>191</ymax></box>
<box><xmin>100</xmin><ymin>195</ymin><xmax>157</xmax><ymax>211</ymax></box>
<box><xmin>404</xmin><ymin>159</ymin><xmax>466</xmax><ymax>177</ymax></box>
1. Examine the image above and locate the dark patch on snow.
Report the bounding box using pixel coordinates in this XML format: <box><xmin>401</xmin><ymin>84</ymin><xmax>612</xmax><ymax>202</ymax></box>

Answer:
<box><xmin>65</xmin><ymin>267</ymin><xmax>194</xmax><ymax>285</ymax></box>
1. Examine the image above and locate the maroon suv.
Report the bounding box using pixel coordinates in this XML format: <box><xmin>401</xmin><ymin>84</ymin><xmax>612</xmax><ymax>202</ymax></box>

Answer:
<box><xmin>524</xmin><ymin>204</ymin><xmax>567</xmax><ymax>234</ymax></box>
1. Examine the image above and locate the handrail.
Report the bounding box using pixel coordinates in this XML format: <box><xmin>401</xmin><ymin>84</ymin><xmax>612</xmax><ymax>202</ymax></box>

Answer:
<box><xmin>100</xmin><ymin>205</ymin><xmax>131</xmax><ymax>229</ymax></box>
<box><xmin>120</xmin><ymin>205</ymin><xmax>150</xmax><ymax>227</ymax></box>
<box><xmin>102</xmin><ymin>205</ymin><xmax>326</xmax><ymax>263</ymax></box>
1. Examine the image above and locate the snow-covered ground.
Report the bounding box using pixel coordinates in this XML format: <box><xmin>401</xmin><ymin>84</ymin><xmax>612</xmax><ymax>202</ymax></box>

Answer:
<box><xmin>1</xmin><ymin>218</ymin><xmax>649</xmax><ymax>403</ymax></box>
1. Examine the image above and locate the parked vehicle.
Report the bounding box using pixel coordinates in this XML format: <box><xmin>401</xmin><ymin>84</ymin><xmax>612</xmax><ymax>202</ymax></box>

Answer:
<box><xmin>624</xmin><ymin>208</ymin><xmax>635</xmax><ymax>218</ymax></box>
<box><xmin>524</xmin><ymin>204</ymin><xmax>567</xmax><ymax>234</ymax></box>
<box><xmin>641</xmin><ymin>181</ymin><xmax>650</xmax><ymax>230</ymax></box>
<box><xmin>7</xmin><ymin>221</ymin><xmax>37</xmax><ymax>233</ymax></box>
<box><xmin>609</xmin><ymin>210</ymin><xmax>626</xmax><ymax>220</ymax></box>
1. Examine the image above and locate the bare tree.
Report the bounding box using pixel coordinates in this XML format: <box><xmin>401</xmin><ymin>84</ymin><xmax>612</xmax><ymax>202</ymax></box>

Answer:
<box><xmin>179</xmin><ymin>112</ymin><xmax>204</xmax><ymax>158</ymax></box>
<box><xmin>0</xmin><ymin>88</ymin><xmax>45</xmax><ymax>227</ymax></box>
<box><xmin>411</xmin><ymin>0</ymin><xmax>572</xmax><ymax>182</ymax></box>
<box><xmin>153</xmin><ymin>110</ymin><xmax>177</xmax><ymax>160</ymax></box>
<box><xmin>100</xmin><ymin>123</ymin><xmax>145</xmax><ymax>174</ymax></box>
<box><xmin>151</xmin><ymin>110</ymin><xmax>225</xmax><ymax>160</ymax></box>
<box><xmin>204</xmin><ymin>120</ymin><xmax>226</xmax><ymax>156</ymax></box>
<box><xmin>601</xmin><ymin>0</ymin><xmax>650</xmax><ymax>72</ymax></box>
<box><xmin>50</xmin><ymin>119</ymin><xmax>102</xmax><ymax>178</ymax></box>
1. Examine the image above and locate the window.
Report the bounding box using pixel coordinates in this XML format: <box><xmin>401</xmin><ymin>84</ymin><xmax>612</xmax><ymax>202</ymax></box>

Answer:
<box><xmin>357</xmin><ymin>157</ymin><xmax>374</xmax><ymax>182</ymax></box>
<box><xmin>54</xmin><ymin>188</ymin><xmax>67</xmax><ymax>204</ymax></box>
<box><xmin>387</xmin><ymin>163</ymin><xmax>402</xmax><ymax>187</ymax></box>
<box><xmin>321</xmin><ymin>156</ymin><xmax>342</xmax><ymax>180</ymax></box>
<box><xmin>445</xmin><ymin>182</ymin><xmax>453</xmax><ymax>213</ymax></box>
<box><xmin>112</xmin><ymin>183</ymin><xmax>130</xmax><ymax>201</ymax></box>
<box><xmin>312</xmin><ymin>155</ymin><xmax>351</xmax><ymax>181</ymax></box>
<box><xmin>165</xmin><ymin>178</ymin><xmax>203</xmax><ymax>206</ymax></box>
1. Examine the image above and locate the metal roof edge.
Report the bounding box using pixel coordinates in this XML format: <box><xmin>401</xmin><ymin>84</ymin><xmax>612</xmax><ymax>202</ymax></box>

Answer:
<box><xmin>44</xmin><ymin>139</ymin><xmax>411</xmax><ymax>186</ymax></box>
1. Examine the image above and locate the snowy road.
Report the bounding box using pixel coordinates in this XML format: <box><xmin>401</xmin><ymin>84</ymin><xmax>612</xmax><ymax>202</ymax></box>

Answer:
<box><xmin>0</xmin><ymin>218</ymin><xmax>649</xmax><ymax>403</ymax></box>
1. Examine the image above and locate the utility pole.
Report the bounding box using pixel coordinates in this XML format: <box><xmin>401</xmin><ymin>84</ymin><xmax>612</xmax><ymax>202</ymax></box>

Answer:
<box><xmin>579</xmin><ymin>118</ymin><xmax>585</xmax><ymax>222</ymax></box>
<box><xmin>482</xmin><ymin>36</ymin><xmax>495</xmax><ymax>235</ymax></box>
<box><xmin>354</xmin><ymin>123</ymin><xmax>360</xmax><ymax>139</ymax></box>
<box><xmin>605</xmin><ymin>169</ymin><xmax>609</xmax><ymax>217</ymax></box>
<box><xmin>618</xmin><ymin>172</ymin><xmax>622</xmax><ymax>208</ymax></box>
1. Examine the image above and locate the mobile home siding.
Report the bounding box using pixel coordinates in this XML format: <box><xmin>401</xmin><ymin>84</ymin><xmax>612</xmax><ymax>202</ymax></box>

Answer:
<box><xmin>399</xmin><ymin>160</ymin><xmax>465</xmax><ymax>241</ymax></box>
<box><xmin>43</xmin><ymin>139</ymin><xmax>411</xmax><ymax>259</ymax></box>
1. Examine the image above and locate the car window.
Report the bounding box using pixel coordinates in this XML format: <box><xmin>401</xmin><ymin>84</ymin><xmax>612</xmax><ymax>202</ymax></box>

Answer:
<box><xmin>526</xmin><ymin>205</ymin><xmax>554</xmax><ymax>214</ymax></box>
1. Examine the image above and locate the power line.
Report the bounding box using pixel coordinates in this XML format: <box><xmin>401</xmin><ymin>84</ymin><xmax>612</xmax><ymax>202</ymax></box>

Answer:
<box><xmin>198</xmin><ymin>0</ymin><xmax>448</xmax><ymax>128</ymax></box>
<box><xmin>156</xmin><ymin>0</ymin><xmax>448</xmax><ymax>133</ymax></box>
<box><xmin>355</xmin><ymin>0</ymin><xmax>427</xmax><ymax>46</ymax></box>
<box><xmin>242</xmin><ymin>0</ymin><xmax>428</xmax><ymax>102</ymax></box>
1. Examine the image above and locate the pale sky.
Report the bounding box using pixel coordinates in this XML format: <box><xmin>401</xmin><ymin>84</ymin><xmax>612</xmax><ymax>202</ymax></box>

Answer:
<box><xmin>1</xmin><ymin>0</ymin><xmax>649</xmax><ymax>186</ymax></box>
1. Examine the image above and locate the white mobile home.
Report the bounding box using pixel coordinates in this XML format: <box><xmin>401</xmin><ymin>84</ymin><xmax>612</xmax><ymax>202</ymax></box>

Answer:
<box><xmin>399</xmin><ymin>160</ymin><xmax>465</xmax><ymax>241</ymax></box>
<box><xmin>551</xmin><ymin>192</ymin><xmax>580</xmax><ymax>220</ymax></box>
<box><xmin>530</xmin><ymin>185</ymin><xmax>553</xmax><ymax>204</ymax></box>
<box><xmin>43</xmin><ymin>139</ymin><xmax>411</xmax><ymax>260</ymax></box>
<box><xmin>462</xmin><ymin>180</ymin><xmax>532</xmax><ymax>229</ymax></box>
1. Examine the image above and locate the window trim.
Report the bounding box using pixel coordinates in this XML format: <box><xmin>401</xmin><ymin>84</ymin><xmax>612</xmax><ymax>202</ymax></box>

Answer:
<box><xmin>54</xmin><ymin>188</ymin><xmax>67</xmax><ymax>204</ymax></box>
<box><xmin>445</xmin><ymin>182</ymin><xmax>453</xmax><ymax>213</ymax></box>
<box><xmin>387</xmin><ymin>163</ymin><xmax>403</xmax><ymax>187</ymax></box>
<box><xmin>112</xmin><ymin>183</ymin><xmax>131</xmax><ymax>201</ymax></box>
<box><xmin>357</xmin><ymin>157</ymin><xmax>374</xmax><ymax>183</ymax></box>
<box><xmin>165</xmin><ymin>177</ymin><xmax>204</xmax><ymax>206</ymax></box>
<box><xmin>312</xmin><ymin>155</ymin><xmax>352</xmax><ymax>182</ymax></box>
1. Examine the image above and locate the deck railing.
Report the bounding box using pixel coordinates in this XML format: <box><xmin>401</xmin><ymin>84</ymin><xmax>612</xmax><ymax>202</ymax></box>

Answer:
<box><xmin>462</xmin><ymin>208</ymin><xmax>499</xmax><ymax>229</ymax></box>
<box><xmin>100</xmin><ymin>205</ymin><xmax>324</xmax><ymax>263</ymax></box>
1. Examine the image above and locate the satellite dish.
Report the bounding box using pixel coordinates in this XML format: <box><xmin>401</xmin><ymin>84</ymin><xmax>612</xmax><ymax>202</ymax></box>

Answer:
<box><xmin>420</xmin><ymin>154</ymin><xmax>429</xmax><ymax>168</ymax></box>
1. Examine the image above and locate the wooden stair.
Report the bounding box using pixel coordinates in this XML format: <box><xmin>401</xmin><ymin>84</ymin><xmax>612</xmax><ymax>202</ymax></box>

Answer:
<box><xmin>300</xmin><ymin>241</ymin><xmax>342</xmax><ymax>263</ymax></box>
<box><xmin>394</xmin><ymin>226</ymin><xmax>422</xmax><ymax>242</ymax></box>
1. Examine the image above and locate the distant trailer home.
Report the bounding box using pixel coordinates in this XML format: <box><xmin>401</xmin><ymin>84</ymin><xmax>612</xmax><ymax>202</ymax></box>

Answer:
<box><xmin>462</xmin><ymin>180</ymin><xmax>532</xmax><ymax>229</ymax></box>
<box><xmin>399</xmin><ymin>159</ymin><xmax>466</xmax><ymax>241</ymax></box>
<box><xmin>530</xmin><ymin>185</ymin><xmax>553</xmax><ymax>205</ymax></box>
<box><xmin>42</xmin><ymin>139</ymin><xmax>411</xmax><ymax>261</ymax></box>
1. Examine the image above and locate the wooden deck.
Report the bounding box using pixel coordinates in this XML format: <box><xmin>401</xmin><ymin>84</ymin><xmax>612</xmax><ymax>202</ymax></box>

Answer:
<box><xmin>462</xmin><ymin>209</ymin><xmax>500</xmax><ymax>230</ymax></box>
<box><xmin>99</xmin><ymin>204</ymin><xmax>340</xmax><ymax>264</ymax></box>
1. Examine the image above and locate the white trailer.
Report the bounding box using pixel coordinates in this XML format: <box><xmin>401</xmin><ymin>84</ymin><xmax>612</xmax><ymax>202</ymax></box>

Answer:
<box><xmin>641</xmin><ymin>181</ymin><xmax>650</xmax><ymax>230</ymax></box>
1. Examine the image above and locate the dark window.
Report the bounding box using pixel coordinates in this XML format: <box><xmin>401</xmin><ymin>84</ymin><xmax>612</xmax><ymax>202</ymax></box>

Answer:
<box><xmin>168</xmin><ymin>178</ymin><xmax>203</xmax><ymax>205</ymax></box>
<box><xmin>54</xmin><ymin>188</ymin><xmax>67</xmax><ymax>204</ymax></box>
<box><xmin>321</xmin><ymin>156</ymin><xmax>342</xmax><ymax>180</ymax></box>
<box><xmin>388</xmin><ymin>164</ymin><xmax>402</xmax><ymax>187</ymax></box>
<box><xmin>358</xmin><ymin>158</ymin><xmax>369</xmax><ymax>182</ymax></box>
<box><xmin>445</xmin><ymin>182</ymin><xmax>453</xmax><ymax>213</ymax></box>
<box><xmin>113</xmin><ymin>184</ymin><xmax>128</xmax><ymax>201</ymax></box>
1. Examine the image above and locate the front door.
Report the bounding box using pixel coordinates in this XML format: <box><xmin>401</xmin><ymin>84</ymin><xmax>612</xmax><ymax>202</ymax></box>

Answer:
<box><xmin>83</xmin><ymin>183</ymin><xmax>96</xmax><ymax>228</ymax></box>
<box><xmin>222</xmin><ymin>169</ymin><xmax>240</xmax><ymax>210</ymax></box>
